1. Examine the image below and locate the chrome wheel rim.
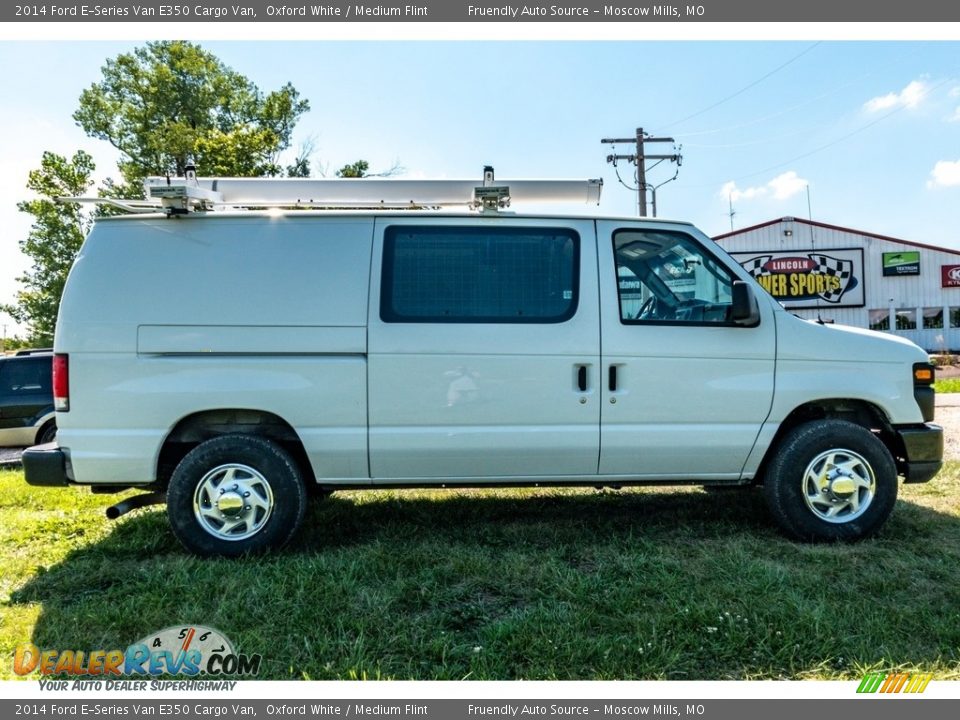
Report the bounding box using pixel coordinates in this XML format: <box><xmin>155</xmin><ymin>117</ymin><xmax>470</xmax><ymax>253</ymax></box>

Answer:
<box><xmin>193</xmin><ymin>464</ymin><xmax>274</xmax><ymax>541</ymax></box>
<box><xmin>802</xmin><ymin>448</ymin><xmax>875</xmax><ymax>524</ymax></box>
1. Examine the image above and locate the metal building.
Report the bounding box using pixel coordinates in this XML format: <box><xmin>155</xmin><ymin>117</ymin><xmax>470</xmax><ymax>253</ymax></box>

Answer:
<box><xmin>714</xmin><ymin>217</ymin><xmax>960</xmax><ymax>352</ymax></box>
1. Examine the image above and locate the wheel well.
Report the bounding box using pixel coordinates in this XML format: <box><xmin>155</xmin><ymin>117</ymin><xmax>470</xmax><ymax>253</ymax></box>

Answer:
<box><xmin>36</xmin><ymin>418</ymin><xmax>57</xmax><ymax>442</ymax></box>
<box><xmin>755</xmin><ymin>399</ymin><xmax>901</xmax><ymax>483</ymax></box>
<box><xmin>156</xmin><ymin>409</ymin><xmax>316</xmax><ymax>489</ymax></box>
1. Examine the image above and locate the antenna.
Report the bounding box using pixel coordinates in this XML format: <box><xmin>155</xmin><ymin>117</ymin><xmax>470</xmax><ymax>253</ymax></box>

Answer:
<box><xmin>806</xmin><ymin>184</ymin><xmax>824</xmax><ymax>324</ymax></box>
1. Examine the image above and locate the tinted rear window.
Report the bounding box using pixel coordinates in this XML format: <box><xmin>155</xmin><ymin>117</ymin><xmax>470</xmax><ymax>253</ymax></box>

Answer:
<box><xmin>381</xmin><ymin>226</ymin><xmax>579</xmax><ymax>323</ymax></box>
<box><xmin>0</xmin><ymin>358</ymin><xmax>52</xmax><ymax>395</ymax></box>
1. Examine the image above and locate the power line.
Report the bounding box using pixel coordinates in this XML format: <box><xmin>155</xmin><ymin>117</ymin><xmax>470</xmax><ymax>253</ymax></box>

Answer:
<box><xmin>657</xmin><ymin>42</ymin><xmax>822</xmax><ymax>131</ymax></box>
<box><xmin>679</xmin><ymin>77</ymin><xmax>953</xmax><ymax>190</ymax></box>
<box><xmin>602</xmin><ymin>128</ymin><xmax>682</xmax><ymax>217</ymax></box>
<box><xmin>677</xmin><ymin>84</ymin><xmax>857</xmax><ymax>139</ymax></box>
<box><xmin>683</xmin><ymin>126</ymin><xmax>820</xmax><ymax>149</ymax></box>
<box><xmin>671</xmin><ymin>46</ymin><xmax>927</xmax><ymax>139</ymax></box>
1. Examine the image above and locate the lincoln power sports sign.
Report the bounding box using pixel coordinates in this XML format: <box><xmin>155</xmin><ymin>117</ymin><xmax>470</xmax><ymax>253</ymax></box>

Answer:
<box><xmin>731</xmin><ymin>248</ymin><xmax>865</xmax><ymax>309</ymax></box>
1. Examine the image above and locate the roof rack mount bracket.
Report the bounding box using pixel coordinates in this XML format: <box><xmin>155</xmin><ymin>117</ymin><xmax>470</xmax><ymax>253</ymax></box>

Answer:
<box><xmin>472</xmin><ymin>185</ymin><xmax>511</xmax><ymax>213</ymax></box>
<box><xmin>147</xmin><ymin>184</ymin><xmax>223</xmax><ymax>214</ymax></box>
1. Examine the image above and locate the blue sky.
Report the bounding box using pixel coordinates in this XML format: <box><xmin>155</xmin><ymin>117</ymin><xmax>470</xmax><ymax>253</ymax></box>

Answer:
<box><xmin>1</xmin><ymin>40</ymin><xmax>959</xmax><ymax>334</ymax></box>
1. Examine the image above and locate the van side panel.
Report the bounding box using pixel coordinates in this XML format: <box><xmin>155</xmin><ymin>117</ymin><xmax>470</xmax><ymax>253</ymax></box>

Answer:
<box><xmin>55</xmin><ymin>215</ymin><xmax>373</xmax><ymax>485</ymax></box>
<box><xmin>367</xmin><ymin>217</ymin><xmax>601</xmax><ymax>481</ymax></box>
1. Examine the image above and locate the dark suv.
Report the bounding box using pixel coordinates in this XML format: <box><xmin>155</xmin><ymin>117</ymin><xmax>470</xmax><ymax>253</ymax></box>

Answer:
<box><xmin>0</xmin><ymin>350</ymin><xmax>56</xmax><ymax>448</ymax></box>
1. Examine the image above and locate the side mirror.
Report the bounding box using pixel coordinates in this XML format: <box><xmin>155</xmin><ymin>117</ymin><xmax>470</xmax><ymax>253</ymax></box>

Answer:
<box><xmin>731</xmin><ymin>281</ymin><xmax>761</xmax><ymax>327</ymax></box>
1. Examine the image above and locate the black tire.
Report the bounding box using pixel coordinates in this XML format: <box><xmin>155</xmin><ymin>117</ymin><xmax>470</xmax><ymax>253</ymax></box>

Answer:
<box><xmin>166</xmin><ymin>435</ymin><xmax>306</xmax><ymax>557</ymax></box>
<box><xmin>763</xmin><ymin>419</ymin><xmax>898</xmax><ymax>542</ymax></box>
<box><xmin>37</xmin><ymin>421</ymin><xmax>57</xmax><ymax>445</ymax></box>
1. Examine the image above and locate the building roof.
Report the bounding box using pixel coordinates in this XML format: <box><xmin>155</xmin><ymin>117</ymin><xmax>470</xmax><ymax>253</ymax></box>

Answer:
<box><xmin>714</xmin><ymin>217</ymin><xmax>960</xmax><ymax>257</ymax></box>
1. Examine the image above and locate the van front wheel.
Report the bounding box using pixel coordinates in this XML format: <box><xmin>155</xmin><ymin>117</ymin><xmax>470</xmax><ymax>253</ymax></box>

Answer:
<box><xmin>763</xmin><ymin>420</ymin><xmax>898</xmax><ymax>542</ymax></box>
<box><xmin>167</xmin><ymin>435</ymin><xmax>306</xmax><ymax>557</ymax></box>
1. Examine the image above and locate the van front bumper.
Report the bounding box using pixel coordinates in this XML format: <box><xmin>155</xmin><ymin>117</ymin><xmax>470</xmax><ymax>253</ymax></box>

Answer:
<box><xmin>22</xmin><ymin>442</ymin><xmax>70</xmax><ymax>487</ymax></box>
<box><xmin>898</xmin><ymin>424</ymin><xmax>943</xmax><ymax>484</ymax></box>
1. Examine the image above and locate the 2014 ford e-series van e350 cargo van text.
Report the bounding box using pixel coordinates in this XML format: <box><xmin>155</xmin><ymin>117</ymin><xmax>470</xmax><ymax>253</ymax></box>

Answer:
<box><xmin>21</xmin><ymin>171</ymin><xmax>943</xmax><ymax>557</ymax></box>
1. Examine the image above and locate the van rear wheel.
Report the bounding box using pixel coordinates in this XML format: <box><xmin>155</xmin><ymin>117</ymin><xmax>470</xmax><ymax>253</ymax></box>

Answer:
<box><xmin>167</xmin><ymin>435</ymin><xmax>306</xmax><ymax>557</ymax></box>
<box><xmin>763</xmin><ymin>420</ymin><xmax>898</xmax><ymax>542</ymax></box>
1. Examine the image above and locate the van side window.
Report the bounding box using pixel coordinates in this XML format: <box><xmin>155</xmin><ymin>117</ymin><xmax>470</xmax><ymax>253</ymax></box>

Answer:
<box><xmin>381</xmin><ymin>226</ymin><xmax>579</xmax><ymax>323</ymax></box>
<box><xmin>614</xmin><ymin>230</ymin><xmax>735</xmax><ymax>325</ymax></box>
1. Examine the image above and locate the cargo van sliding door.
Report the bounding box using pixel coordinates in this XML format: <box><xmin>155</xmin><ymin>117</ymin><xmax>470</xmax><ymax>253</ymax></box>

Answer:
<box><xmin>367</xmin><ymin>218</ymin><xmax>601</xmax><ymax>482</ymax></box>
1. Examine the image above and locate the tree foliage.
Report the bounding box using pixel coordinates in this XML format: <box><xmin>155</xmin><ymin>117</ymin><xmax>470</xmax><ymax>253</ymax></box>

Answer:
<box><xmin>0</xmin><ymin>151</ymin><xmax>95</xmax><ymax>346</ymax></box>
<box><xmin>336</xmin><ymin>160</ymin><xmax>370</xmax><ymax>178</ymax></box>
<box><xmin>335</xmin><ymin>159</ymin><xmax>405</xmax><ymax>178</ymax></box>
<box><xmin>6</xmin><ymin>42</ymin><xmax>391</xmax><ymax>342</ymax></box>
<box><xmin>73</xmin><ymin>41</ymin><xmax>310</xmax><ymax>192</ymax></box>
<box><xmin>5</xmin><ymin>43</ymin><xmax>315</xmax><ymax>340</ymax></box>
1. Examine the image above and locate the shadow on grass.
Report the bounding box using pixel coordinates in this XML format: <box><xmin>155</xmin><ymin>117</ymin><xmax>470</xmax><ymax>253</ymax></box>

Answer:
<box><xmin>10</xmin><ymin>487</ymin><xmax>960</xmax><ymax>680</ymax></box>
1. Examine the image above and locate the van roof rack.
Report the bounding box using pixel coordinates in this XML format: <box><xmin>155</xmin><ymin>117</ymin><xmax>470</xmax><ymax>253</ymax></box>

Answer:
<box><xmin>58</xmin><ymin>166</ymin><xmax>602</xmax><ymax>216</ymax></box>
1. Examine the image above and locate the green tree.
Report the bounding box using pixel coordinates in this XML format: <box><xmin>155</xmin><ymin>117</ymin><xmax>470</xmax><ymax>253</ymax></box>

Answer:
<box><xmin>336</xmin><ymin>160</ymin><xmax>370</xmax><ymax>178</ymax></box>
<box><xmin>0</xmin><ymin>334</ymin><xmax>32</xmax><ymax>354</ymax></box>
<box><xmin>0</xmin><ymin>151</ymin><xmax>95</xmax><ymax>346</ymax></box>
<box><xmin>7</xmin><ymin>43</ymin><xmax>389</xmax><ymax>339</ymax></box>
<box><xmin>73</xmin><ymin>41</ymin><xmax>310</xmax><ymax>193</ymax></box>
<box><xmin>335</xmin><ymin>159</ymin><xmax>404</xmax><ymax>178</ymax></box>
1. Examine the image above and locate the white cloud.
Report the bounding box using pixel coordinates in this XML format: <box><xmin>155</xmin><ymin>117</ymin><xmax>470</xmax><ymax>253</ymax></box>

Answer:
<box><xmin>720</xmin><ymin>180</ymin><xmax>765</xmax><ymax>202</ymax></box>
<box><xmin>950</xmin><ymin>107</ymin><xmax>960</xmax><ymax>123</ymax></box>
<box><xmin>927</xmin><ymin>160</ymin><xmax>960</xmax><ymax>188</ymax></box>
<box><xmin>864</xmin><ymin>79</ymin><xmax>929</xmax><ymax>113</ymax></box>
<box><xmin>767</xmin><ymin>171</ymin><xmax>808</xmax><ymax>200</ymax></box>
<box><xmin>720</xmin><ymin>171</ymin><xmax>808</xmax><ymax>203</ymax></box>
<box><xmin>950</xmin><ymin>87</ymin><xmax>960</xmax><ymax>98</ymax></box>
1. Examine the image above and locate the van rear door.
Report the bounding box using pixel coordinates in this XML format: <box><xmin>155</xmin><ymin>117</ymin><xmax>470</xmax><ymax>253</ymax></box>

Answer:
<box><xmin>367</xmin><ymin>217</ymin><xmax>601</xmax><ymax>481</ymax></box>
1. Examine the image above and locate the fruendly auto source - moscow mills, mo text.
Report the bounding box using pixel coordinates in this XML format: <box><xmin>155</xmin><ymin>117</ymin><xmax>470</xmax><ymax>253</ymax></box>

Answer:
<box><xmin>13</xmin><ymin>3</ymin><xmax>708</xmax><ymax>19</ymax></box>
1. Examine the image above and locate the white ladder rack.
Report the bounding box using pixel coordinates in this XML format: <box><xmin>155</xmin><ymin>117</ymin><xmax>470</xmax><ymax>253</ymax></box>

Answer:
<box><xmin>139</xmin><ymin>167</ymin><xmax>602</xmax><ymax>214</ymax></box>
<box><xmin>58</xmin><ymin>167</ymin><xmax>602</xmax><ymax>215</ymax></box>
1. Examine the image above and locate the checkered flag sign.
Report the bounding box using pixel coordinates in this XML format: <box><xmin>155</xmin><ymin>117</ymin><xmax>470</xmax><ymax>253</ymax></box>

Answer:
<box><xmin>808</xmin><ymin>253</ymin><xmax>854</xmax><ymax>303</ymax></box>
<box><xmin>742</xmin><ymin>255</ymin><xmax>773</xmax><ymax>278</ymax></box>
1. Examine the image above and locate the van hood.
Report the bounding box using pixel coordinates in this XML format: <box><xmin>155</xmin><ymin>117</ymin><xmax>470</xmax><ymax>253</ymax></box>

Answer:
<box><xmin>777</xmin><ymin>313</ymin><xmax>929</xmax><ymax>365</ymax></box>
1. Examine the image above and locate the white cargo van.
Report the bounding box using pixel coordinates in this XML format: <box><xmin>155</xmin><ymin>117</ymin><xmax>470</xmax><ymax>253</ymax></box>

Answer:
<box><xmin>23</xmin><ymin>171</ymin><xmax>942</xmax><ymax>556</ymax></box>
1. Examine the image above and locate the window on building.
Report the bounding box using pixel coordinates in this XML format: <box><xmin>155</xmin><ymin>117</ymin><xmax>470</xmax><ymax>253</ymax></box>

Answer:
<box><xmin>895</xmin><ymin>308</ymin><xmax>917</xmax><ymax>330</ymax></box>
<box><xmin>951</xmin><ymin>307</ymin><xmax>960</xmax><ymax>328</ymax></box>
<box><xmin>868</xmin><ymin>309</ymin><xmax>890</xmax><ymax>332</ymax></box>
<box><xmin>381</xmin><ymin>226</ymin><xmax>579</xmax><ymax>323</ymax></box>
<box><xmin>922</xmin><ymin>308</ymin><xmax>944</xmax><ymax>329</ymax></box>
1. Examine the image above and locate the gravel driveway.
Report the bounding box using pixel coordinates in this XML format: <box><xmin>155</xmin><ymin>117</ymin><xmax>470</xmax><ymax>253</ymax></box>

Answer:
<box><xmin>934</xmin><ymin>397</ymin><xmax>960</xmax><ymax>461</ymax></box>
<box><xmin>0</xmin><ymin>446</ymin><xmax>24</xmax><ymax>465</ymax></box>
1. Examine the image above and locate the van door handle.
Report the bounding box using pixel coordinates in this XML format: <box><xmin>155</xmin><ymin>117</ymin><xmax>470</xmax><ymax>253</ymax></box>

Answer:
<box><xmin>608</xmin><ymin>365</ymin><xmax>618</xmax><ymax>392</ymax></box>
<box><xmin>577</xmin><ymin>366</ymin><xmax>588</xmax><ymax>392</ymax></box>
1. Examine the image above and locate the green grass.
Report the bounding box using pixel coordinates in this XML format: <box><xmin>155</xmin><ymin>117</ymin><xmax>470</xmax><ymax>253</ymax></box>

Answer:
<box><xmin>2</xmin><ymin>466</ymin><xmax>960</xmax><ymax>681</ymax></box>
<box><xmin>934</xmin><ymin>377</ymin><xmax>960</xmax><ymax>393</ymax></box>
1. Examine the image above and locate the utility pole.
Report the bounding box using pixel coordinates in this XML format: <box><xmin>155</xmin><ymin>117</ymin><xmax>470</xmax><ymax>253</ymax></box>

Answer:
<box><xmin>635</xmin><ymin>128</ymin><xmax>648</xmax><ymax>216</ymax></box>
<box><xmin>602</xmin><ymin>127</ymin><xmax>681</xmax><ymax>217</ymax></box>
<box><xmin>728</xmin><ymin>195</ymin><xmax>736</xmax><ymax>231</ymax></box>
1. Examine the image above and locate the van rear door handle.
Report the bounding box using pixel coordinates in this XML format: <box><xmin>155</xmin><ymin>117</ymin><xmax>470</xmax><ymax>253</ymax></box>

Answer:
<box><xmin>608</xmin><ymin>365</ymin><xmax>618</xmax><ymax>392</ymax></box>
<box><xmin>577</xmin><ymin>366</ymin><xmax>588</xmax><ymax>392</ymax></box>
